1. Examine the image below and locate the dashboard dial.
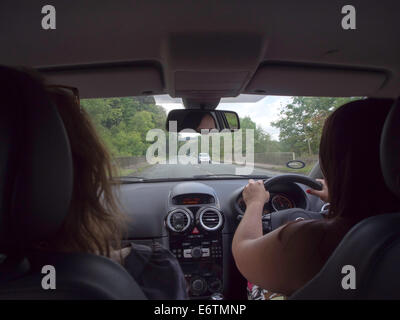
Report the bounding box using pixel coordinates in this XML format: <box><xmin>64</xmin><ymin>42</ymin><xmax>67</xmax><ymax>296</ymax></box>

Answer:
<box><xmin>237</xmin><ymin>197</ymin><xmax>246</xmax><ymax>212</ymax></box>
<box><xmin>271</xmin><ymin>194</ymin><xmax>294</xmax><ymax>211</ymax></box>
<box><xmin>237</xmin><ymin>193</ymin><xmax>295</xmax><ymax>214</ymax></box>
<box><xmin>237</xmin><ymin>196</ymin><xmax>270</xmax><ymax>215</ymax></box>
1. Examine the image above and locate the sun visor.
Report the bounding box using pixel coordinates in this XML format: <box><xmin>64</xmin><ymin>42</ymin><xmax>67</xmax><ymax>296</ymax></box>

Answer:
<box><xmin>165</xmin><ymin>33</ymin><xmax>267</xmax><ymax>98</ymax></box>
<box><xmin>41</xmin><ymin>64</ymin><xmax>164</xmax><ymax>98</ymax></box>
<box><xmin>174</xmin><ymin>71</ymin><xmax>249</xmax><ymax>98</ymax></box>
<box><xmin>246</xmin><ymin>64</ymin><xmax>388</xmax><ymax>97</ymax></box>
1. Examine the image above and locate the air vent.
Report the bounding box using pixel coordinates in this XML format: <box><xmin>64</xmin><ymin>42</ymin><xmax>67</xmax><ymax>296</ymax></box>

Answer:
<box><xmin>166</xmin><ymin>209</ymin><xmax>192</xmax><ymax>233</ymax></box>
<box><xmin>198</xmin><ymin>208</ymin><xmax>223</xmax><ymax>232</ymax></box>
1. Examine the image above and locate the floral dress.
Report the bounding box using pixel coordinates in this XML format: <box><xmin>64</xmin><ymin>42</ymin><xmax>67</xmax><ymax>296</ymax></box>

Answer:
<box><xmin>247</xmin><ymin>282</ymin><xmax>286</xmax><ymax>300</ymax></box>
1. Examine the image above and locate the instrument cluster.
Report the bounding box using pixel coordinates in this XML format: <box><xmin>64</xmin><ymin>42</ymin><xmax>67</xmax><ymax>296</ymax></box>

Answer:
<box><xmin>237</xmin><ymin>193</ymin><xmax>295</xmax><ymax>215</ymax></box>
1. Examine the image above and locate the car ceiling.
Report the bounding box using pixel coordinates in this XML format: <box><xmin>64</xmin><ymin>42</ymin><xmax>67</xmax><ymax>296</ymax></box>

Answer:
<box><xmin>1</xmin><ymin>0</ymin><xmax>400</xmax><ymax>106</ymax></box>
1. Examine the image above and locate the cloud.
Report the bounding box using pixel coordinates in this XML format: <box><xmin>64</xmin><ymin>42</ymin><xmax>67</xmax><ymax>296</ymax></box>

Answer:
<box><xmin>219</xmin><ymin>96</ymin><xmax>292</xmax><ymax>140</ymax></box>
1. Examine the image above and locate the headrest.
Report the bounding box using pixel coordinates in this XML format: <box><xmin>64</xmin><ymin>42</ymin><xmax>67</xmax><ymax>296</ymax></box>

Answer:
<box><xmin>0</xmin><ymin>66</ymin><xmax>73</xmax><ymax>254</ymax></box>
<box><xmin>380</xmin><ymin>98</ymin><xmax>400</xmax><ymax>199</ymax></box>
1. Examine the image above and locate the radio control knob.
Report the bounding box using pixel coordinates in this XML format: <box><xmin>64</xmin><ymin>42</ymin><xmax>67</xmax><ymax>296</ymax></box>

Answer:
<box><xmin>191</xmin><ymin>246</ymin><xmax>202</xmax><ymax>259</ymax></box>
<box><xmin>190</xmin><ymin>277</ymin><xmax>207</xmax><ymax>295</ymax></box>
<box><xmin>208</xmin><ymin>278</ymin><xmax>222</xmax><ymax>293</ymax></box>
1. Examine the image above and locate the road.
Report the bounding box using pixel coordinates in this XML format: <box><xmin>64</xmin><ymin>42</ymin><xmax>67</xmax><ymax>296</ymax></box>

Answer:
<box><xmin>136</xmin><ymin>157</ymin><xmax>281</xmax><ymax>179</ymax></box>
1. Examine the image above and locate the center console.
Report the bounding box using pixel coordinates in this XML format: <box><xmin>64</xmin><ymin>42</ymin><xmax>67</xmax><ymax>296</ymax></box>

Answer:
<box><xmin>165</xmin><ymin>183</ymin><xmax>224</xmax><ymax>299</ymax></box>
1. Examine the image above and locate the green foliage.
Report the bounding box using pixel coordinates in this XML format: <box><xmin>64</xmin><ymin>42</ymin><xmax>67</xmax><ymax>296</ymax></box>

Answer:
<box><xmin>240</xmin><ymin>116</ymin><xmax>280</xmax><ymax>153</ymax></box>
<box><xmin>225</xmin><ymin>112</ymin><xmax>239</xmax><ymax>128</ymax></box>
<box><xmin>80</xmin><ymin>95</ymin><xmax>359</xmax><ymax>160</ymax></box>
<box><xmin>272</xmin><ymin>97</ymin><xmax>362</xmax><ymax>155</ymax></box>
<box><xmin>81</xmin><ymin>96</ymin><xmax>167</xmax><ymax>157</ymax></box>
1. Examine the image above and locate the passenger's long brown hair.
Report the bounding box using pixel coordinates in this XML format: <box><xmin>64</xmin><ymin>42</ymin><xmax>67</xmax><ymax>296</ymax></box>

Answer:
<box><xmin>18</xmin><ymin>67</ymin><xmax>127</xmax><ymax>258</ymax></box>
<box><xmin>46</xmin><ymin>87</ymin><xmax>127</xmax><ymax>257</ymax></box>
<box><xmin>319</xmin><ymin>98</ymin><xmax>400</xmax><ymax>223</ymax></box>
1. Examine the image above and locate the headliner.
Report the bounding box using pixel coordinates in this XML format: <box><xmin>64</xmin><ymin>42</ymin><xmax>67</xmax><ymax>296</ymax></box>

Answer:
<box><xmin>1</xmin><ymin>0</ymin><xmax>399</xmax><ymax>104</ymax></box>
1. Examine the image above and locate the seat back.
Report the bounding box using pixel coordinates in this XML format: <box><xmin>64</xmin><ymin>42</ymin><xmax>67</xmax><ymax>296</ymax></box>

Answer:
<box><xmin>0</xmin><ymin>251</ymin><xmax>146</xmax><ymax>299</ymax></box>
<box><xmin>291</xmin><ymin>213</ymin><xmax>400</xmax><ymax>299</ymax></box>
<box><xmin>291</xmin><ymin>98</ymin><xmax>400</xmax><ymax>300</ymax></box>
<box><xmin>0</xmin><ymin>65</ymin><xmax>146</xmax><ymax>299</ymax></box>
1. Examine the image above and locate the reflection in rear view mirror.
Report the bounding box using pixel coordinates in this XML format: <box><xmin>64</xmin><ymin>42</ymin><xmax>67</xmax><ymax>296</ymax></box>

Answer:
<box><xmin>166</xmin><ymin>109</ymin><xmax>240</xmax><ymax>133</ymax></box>
<box><xmin>223</xmin><ymin>111</ymin><xmax>239</xmax><ymax>130</ymax></box>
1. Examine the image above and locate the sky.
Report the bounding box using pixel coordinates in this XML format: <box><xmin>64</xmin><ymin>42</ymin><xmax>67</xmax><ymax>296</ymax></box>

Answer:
<box><xmin>154</xmin><ymin>95</ymin><xmax>293</xmax><ymax>140</ymax></box>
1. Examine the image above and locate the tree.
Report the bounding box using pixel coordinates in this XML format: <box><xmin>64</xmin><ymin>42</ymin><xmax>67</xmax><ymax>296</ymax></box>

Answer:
<box><xmin>240</xmin><ymin>116</ymin><xmax>280</xmax><ymax>153</ymax></box>
<box><xmin>81</xmin><ymin>96</ymin><xmax>167</xmax><ymax>157</ymax></box>
<box><xmin>272</xmin><ymin>97</ymin><xmax>361</xmax><ymax>155</ymax></box>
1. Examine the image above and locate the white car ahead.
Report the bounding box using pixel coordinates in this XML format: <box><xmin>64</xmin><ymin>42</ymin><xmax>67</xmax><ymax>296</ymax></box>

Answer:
<box><xmin>198</xmin><ymin>153</ymin><xmax>211</xmax><ymax>164</ymax></box>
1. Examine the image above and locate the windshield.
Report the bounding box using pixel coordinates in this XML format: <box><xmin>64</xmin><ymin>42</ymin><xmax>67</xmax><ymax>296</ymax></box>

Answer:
<box><xmin>81</xmin><ymin>95</ymin><xmax>360</xmax><ymax>181</ymax></box>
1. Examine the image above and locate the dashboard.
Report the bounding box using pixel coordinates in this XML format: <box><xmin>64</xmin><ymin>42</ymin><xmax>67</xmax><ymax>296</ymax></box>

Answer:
<box><xmin>118</xmin><ymin>178</ymin><xmax>325</xmax><ymax>299</ymax></box>
<box><xmin>235</xmin><ymin>182</ymin><xmax>308</xmax><ymax>216</ymax></box>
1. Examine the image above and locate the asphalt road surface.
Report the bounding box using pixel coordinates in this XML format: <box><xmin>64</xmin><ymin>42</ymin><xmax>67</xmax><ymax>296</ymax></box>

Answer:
<box><xmin>136</xmin><ymin>157</ymin><xmax>281</xmax><ymax>180</ymax></box>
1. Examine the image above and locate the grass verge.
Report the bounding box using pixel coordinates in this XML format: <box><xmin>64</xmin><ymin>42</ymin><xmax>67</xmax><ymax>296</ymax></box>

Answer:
<box><xmin>119</xmin><ymin>164</ymin><xmax>153</xmax><ymax>176</ymax></box>
<box><xmin>263</xmin><ymin>164</ymin><xmax>314</xmax><ymax>175</ymax></box>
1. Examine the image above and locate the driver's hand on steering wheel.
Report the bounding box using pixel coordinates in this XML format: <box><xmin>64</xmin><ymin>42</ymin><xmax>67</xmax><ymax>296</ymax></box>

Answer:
<box><xmin>307</xmin><ymin>178</ymin><xmax>329</xmax><ymax>202</ymax></box>
<box><xmin>243</xmin><ymin>179</ymin><xmax>270</xmax><ymax>207</ymax></box>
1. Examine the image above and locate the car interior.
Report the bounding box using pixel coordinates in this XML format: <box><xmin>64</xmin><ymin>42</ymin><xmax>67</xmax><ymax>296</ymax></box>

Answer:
<box><xmin>0</xmin><ymin>0</ymin><xmax>400</xmax><ymax>300</ymax></box>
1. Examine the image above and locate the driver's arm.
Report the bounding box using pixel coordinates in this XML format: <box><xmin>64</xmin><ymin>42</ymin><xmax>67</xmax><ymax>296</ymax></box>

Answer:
<box><xmin>232</xmin><ymin>180</ymin><xmax>325</xmax><ymax>296</ymax></box>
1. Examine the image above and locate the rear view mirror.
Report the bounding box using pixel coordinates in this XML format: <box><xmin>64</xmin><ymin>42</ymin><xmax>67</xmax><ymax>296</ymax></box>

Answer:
<box><xmin>166</xmin><ymin>109</ymin><xmax>240</xmax><ymax>133</ymax></box>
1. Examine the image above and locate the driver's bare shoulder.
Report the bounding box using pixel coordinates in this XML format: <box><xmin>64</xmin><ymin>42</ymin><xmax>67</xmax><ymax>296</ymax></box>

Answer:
<box><xmin>277</xmin><ymin>219</ymin><xmax>328</xmax><ymax>248</ymax></box>
<box><xmin>254</xmin><ymin>219</ymin><xmax>329</xmax><ymax>295</ymax></box>
<box><xmin>277</xmin><ymin>218</ymin><xmax>348</xmax><ymax>256</ymax></box>
<box><xmin>267</xmin><ymin>219</ymin><xmax>330</xmax><ymax>294</ymax></box>
<box><xmin>278</xmin><ymin>219</ymin><xmax>330</xmax><ymax>271</ymax></box>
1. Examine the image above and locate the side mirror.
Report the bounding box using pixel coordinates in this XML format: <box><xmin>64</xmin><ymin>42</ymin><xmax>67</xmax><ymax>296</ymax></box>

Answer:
<box><xmin>286</xmin><ymin>160</ymin><xmax>306</xmax><ymax>169</ymax></box>
<box><xmin>166</xmin><ymin>109</ymin><xmax>240</xmax><ymax>133</ymax></box>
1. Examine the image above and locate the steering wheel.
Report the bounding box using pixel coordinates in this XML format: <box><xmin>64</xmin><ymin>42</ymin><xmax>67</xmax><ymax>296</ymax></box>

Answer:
<box><xmin>237</xmin><ymin>174</ymin><xmax>326</xmax><ymax>233</ymax></box>
<box><xmin>263</xmin><ymin>174</ymin><xmax>322</xmax><ymax>191</ymax></box>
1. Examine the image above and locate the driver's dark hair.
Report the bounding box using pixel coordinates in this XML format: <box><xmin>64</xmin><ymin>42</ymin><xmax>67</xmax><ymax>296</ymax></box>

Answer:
<box><xmin>319</xmin><ymin>98</ymin><xmax>400</xmax><ymax>223</ymax></box>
